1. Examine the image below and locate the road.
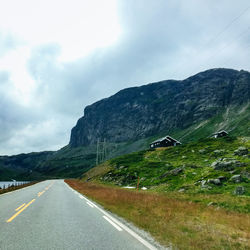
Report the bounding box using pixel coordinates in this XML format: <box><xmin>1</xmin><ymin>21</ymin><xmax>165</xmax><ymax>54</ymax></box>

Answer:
<box><xmin>0</xmin><ymin>180</ymin><xmax>158</xmax><ymax>250</ymax></box>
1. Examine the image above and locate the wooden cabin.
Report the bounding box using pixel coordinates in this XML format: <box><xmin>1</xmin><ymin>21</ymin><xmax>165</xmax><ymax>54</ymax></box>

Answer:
<box><xmin>211</xmin><ymin>130</ymin><xmax>228</xmax><ymax>138</ymax></box>
<box><xmin>150</xmin><ymin>135</ymin><xmax>181</xmax><ymax>149</ymax></box>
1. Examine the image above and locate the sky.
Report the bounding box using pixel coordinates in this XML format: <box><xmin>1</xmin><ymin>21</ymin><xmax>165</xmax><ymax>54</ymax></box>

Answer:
<box><xmin>0</xmin><ymin>0</ymin><xmax>250</xmax><ymax>155</ymax></box>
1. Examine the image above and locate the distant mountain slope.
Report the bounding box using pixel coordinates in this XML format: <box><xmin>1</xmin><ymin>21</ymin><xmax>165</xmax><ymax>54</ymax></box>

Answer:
<box><xmin>0</xmin><ymin>151</ymin><xmax>53</xmax><ymax>181</ymax></box>
<box><xmin>70</xmin><ymin>68</ymin><xmax>250</xmax><ymax>147</ymax></box>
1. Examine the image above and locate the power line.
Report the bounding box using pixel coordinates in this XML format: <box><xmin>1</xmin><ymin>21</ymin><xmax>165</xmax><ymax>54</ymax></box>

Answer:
<box><xmin>206</xmin><ymin>5</ymin><xmax>250</xmax><ymax>46</ymax></box>
<box><xmin>199</xmin><ymin>26</ymin><xmax>250</xmax><ymax>69</ymax></box>
<box><xmin>172</xmin><ymin>4</ymin><xmax>250</xmax><ymax>77</ymax></box>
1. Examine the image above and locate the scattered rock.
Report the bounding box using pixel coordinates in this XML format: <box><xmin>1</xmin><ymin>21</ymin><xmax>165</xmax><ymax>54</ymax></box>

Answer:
<box><xmin>218</xmin><ymin>176</ymin><xmax>226</xmax><ymax>181</ymax></box>
<box><xmin>233</xmin><ymin>186</ymin><xmax>245</xmax><ymax>195</ymax></box>
<box><xmin>191</xmin><ymin>150</ymin><xmax>195</xmax><ymax>153</ymax></box>
<box><xmin>182</xmin><ymin>156</ymin><xmax>187</xmax><ymax>159</ymax></box>
<box><xmin>241</xmin><ymin>171</ymin><xmax>250</xmax><ymax>179</ymax></box>
<box><xmin>208</xmin><ymin>178</ymin><xmax>221</xmax><ymax>185</ymax></box>
<box><xmin>141</xmin><ymin>187</ymin><xmax>147</xmax><ymax>190</ymax></box>
<box><xmin>199</xmin><ymin>149</ymin><xmax>206</xmax><ymax>154</ymax></box>
<box><xmin>234</xmin><ymin>147</ymin><xmax>249</xmax><ymax>156</ymax></box>
<box><xmin>119</xmin><ymin>165</ymin><xmax>126</xmax><ymax>170</ymax></box>
<box><xmin>201</xmin><ymin>180</ymin><xmax>211</xmax><ymax>189</ymax></box>
<box><xmin>207</xmin><ymin>202</ymin><xmax>215</xmax><ymax>206</ymax></box>
<box><xmin>230</xmin><ymin>174</ymin><xmax>242</xmax><ymax>183</ymax></box>
<box><xmin>213</xmin><ymin>149</ymin><xmax>225</xmax><ymax>155</ymax></box>
<box><xmin>170</xmin><ymin>167</ymin><xmax>184</xmax><ymax>175</ymax></box>
<box><xmin>178</xmin><ymin>188</ymin><xmax>185</xmax><ymax>192</ymax></box>
<box><xmin>201</xmin><ymin>180</ymin><xmax>206</xmax><ymax>187</ymax></box>
<box><xmin>160</xmin><ymin>166</ymin><xmax>184</xmax><ymax>178</ymax></box>
<box><xmin>211</xmin><ymin>159</ymin><xmax>245</xmax><ymax>171</ymax></box>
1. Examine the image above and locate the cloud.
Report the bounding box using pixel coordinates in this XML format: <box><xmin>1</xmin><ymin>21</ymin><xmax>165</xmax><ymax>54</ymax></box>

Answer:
<box><xmin>0</xmin><ymin>33</ymin><xmax>18</xmax><ymax>57</ymax></box>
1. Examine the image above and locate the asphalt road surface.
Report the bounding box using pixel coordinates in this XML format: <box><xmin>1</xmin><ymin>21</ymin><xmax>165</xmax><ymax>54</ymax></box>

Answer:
<box><xmin>0</xmin><ymin>180</ymin><xmax>158</xmax><ymax>250</ymax></box>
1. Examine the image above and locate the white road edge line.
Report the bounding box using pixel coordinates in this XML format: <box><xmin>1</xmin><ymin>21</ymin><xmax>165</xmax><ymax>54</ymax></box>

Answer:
<box><xmin>66</xmin><ymin>183</ymin><xmax>157</xmax><ymax>250</ymax></box>
<box><xmin>103</xmin><ymin>215</ymin><xmax>123</xmax><ymax>231</ymax></box>
<box><xmin>86</xmin><ymin>201</ymin><xmax>94</xmax><ymax>208</ymax></box>
<box><xmin>79</xmin><ymin>194</ymin><xmax>84</xmax><ymax>199</ymax></box>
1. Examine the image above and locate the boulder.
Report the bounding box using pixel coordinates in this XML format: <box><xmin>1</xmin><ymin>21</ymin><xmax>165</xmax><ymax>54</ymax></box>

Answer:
<box><xmin>169</xmin><ymin>167</ymin><xmax>184</xmax><ymax>175</ymax></box>
<box><xmin>230</xmin><ymin>174</ymin><xmax>242</xmax><ymax>183</ymax></box>
<box><xmin>201</xmin><ymin>180</ymin><xmax>212</xmax><ymax>189</ymax></box>
<box><xmin>234</xmin><ymin>147</ymin><xmax>248</xmax><ymax>156</ymax></box>
<box><xmin>207</xmin><ymin>202</ymin><xmax>215</xmax><ymax>206</ymax></box>
<box><xmin>233</xmin><ymin>186</ymin><xmax>245</xmax><ymax>195</ymax></box>
<box><xmin>160</xmin><ymin>166</ymin><xmax>184</xmax><ymax>178</ymax></box>
<box><xmin>218</xmin><ymin>176</ymin><xmax>226</xmax><ymax>181</ymax></box>
<box><xmin>208</xmin><ymin>178</ymin><xmax>221</xmax><ymax>185</ymax></box>
<box><xmin>178</xmin><ymin>188</ymin><xmax>185</xmax><ymax>192</ymax></box>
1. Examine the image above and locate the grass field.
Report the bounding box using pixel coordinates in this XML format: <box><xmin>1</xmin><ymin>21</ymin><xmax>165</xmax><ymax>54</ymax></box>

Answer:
<box><xmin>66</xmin><ymin>180</ymin><xmax>250</xmax><ymax>250</ymax></box>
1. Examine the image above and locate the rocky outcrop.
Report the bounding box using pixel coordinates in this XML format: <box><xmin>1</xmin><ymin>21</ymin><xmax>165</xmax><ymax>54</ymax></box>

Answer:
<box><xmin>233</xmin><ymin>186</ymin><xmax>245</xmax><ymax>195</ymax></box>
<box><xmin>230</xmin><ymin>174</ymin><xmax>242</xmax><ymax>183</ymax></box>
<box><xmin>234</xmin><ymin>147</ymin><xmax>249</xmax><ymax>156</ymax></box>
<box><xmin>70</xmin><ymin>68</ymin><xmax>250</xmax><ymax>147</ymax></box>
<box><xmin>211</xmin><ymin>159</ymin><xmax>245</xmax><ymax>171</ymax></box>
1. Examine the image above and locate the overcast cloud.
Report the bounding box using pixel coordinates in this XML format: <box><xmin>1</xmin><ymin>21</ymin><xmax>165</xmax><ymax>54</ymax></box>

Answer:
<box><xmin>0</xmin><ymin>0</ymin><xmax>249</xmax><ymax>155</ymax></box>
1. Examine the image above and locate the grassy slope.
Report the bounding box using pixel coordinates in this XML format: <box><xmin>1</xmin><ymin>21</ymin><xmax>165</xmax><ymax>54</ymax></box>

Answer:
<box><xmin>82</xmin><ymin>136</ymin><xmax>250</xmax><ymax>212</ymax></box>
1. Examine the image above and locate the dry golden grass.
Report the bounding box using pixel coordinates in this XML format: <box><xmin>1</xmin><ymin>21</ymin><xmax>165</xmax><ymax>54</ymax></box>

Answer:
<box><xmin>66</xmin><ymin>180</ymin><xmax>250</xmax><ymax>250</ymax></box>
<box><xmin>81</xmin><ymin>162</ymin><xmax>111</xmax><ymax>181</ymax></box>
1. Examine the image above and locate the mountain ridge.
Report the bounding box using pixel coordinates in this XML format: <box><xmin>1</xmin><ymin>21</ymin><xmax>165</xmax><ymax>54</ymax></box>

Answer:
<box><xmin>69</xmin><ymin>68</ymin><xmax>250</xmax><ymax>147</ymax></box>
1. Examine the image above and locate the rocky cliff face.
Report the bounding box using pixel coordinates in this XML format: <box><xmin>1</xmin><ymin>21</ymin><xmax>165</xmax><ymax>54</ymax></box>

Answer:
<box><xmin>69</xmin><ymin>68</ymin><xmax>250</xmax><ymax>147</ymax></box>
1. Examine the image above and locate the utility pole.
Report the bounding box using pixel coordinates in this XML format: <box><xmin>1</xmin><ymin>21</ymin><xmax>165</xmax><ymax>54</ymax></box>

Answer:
<box><xmin>103</xmin><ymin>138</ymin><xmax>107</xmax><ymax>162</ymax></box>
<box><xmin>96</xmin><ymin>138</ymin><xmax>100</xmax><ymax>165</ymax></box>
<box><xmin>96</xmin><ymin>138</ymin><xmax>108</xmax><ymax>165</ymax></box>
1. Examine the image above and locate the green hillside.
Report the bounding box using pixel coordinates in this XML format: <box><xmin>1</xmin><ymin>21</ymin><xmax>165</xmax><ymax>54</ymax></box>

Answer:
<box><xmin>82</xmin><ymin>136</ymin><xmax>250</xmax><ymax>199</ymax></box>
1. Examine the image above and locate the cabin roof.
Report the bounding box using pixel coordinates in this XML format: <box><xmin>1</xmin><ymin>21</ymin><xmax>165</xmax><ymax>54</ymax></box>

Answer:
<box><xmin>151</xmin><ymin>135</ymin><xmax>181</xmax><ymax>144</ymax></box>
<box><xmin>212</xmin><ymin>130</ymin><xmax>228</xmax><ymax>135</ymax></box>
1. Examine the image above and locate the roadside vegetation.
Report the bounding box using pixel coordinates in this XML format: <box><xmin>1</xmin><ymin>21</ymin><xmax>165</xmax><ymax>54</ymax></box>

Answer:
<box><xmin>66</xmin><ymin>180</ymin><xmax>250</xmax><ymax>249</ymax></box>
<box><xmin>0</xmin><ymin>181</ymin><xmax>39</xmax><ymax>195</ymax></box>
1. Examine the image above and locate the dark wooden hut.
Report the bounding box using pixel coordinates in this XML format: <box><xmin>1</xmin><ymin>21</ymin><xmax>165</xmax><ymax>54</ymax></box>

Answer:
<box><xmin>211</xmin><ymin>130</ymin><xmax>228</xmax><ymax>138</ymax></box>
<box><xmin>150</xmin><ymin>135</ymin><xmax>181</xmax><ymax>149</ymax></box>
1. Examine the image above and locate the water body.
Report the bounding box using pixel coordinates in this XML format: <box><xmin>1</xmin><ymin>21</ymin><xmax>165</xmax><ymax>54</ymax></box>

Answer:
<box><xmin>0</xmin><ymin>181</ymin><xmax>29</xmax><ymax>189</ymax></box>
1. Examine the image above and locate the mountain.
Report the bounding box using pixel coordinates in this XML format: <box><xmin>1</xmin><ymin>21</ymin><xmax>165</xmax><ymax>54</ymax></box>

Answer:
<box><xmin>0</xmin><ymin>151</ymin><xmax>54</xmax><ymax>181</ymax></box>
<box><xmin>1</xmin><ymin>68</ymin><xmax>249</xmax><ymax>180</ymax></box>
<box><xmin>70</xmin><ymin>68</ymin><xmax>250</xmax><ymax>147</ymax></box>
